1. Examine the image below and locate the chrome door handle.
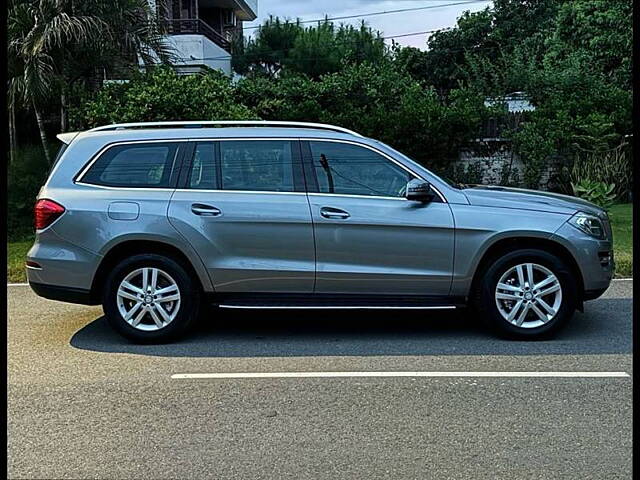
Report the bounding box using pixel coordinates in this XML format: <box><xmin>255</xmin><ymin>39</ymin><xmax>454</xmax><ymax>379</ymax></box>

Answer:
<box><xmin>320</xmin><ymin>207</ymin><xmax>350</xmax><ymax>219</ymax></box>
<box><xmin>191</xmin><ymin>203</ymin><xmax>222</xmax><ymax>217</ymax></box>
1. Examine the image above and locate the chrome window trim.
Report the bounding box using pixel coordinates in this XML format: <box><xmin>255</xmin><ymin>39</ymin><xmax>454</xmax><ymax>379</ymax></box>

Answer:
<box><xmin>174</xmin><ymin>189</ymin><xmax>306</xmax><ymax>196</ymax></box>
<box><xmin>73</xmin><ymin>137</ymin><xmax>447</xmax><ymax>202</ymax></box>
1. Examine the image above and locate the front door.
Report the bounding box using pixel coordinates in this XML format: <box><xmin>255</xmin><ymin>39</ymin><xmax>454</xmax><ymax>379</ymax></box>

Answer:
<box><xmin>302</xmin><ymin>140</ymin><xmax>455</xmax><ymax>296</ymax></box>
<box><xmin>168</xmin><ymin>139</ymin><xmax>315</xmax><ymax>293</ymax></box>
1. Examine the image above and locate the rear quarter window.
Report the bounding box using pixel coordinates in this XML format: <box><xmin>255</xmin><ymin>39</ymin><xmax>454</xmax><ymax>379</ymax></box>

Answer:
<box><xmin>80</xmin><ymin>142</ymin><xmax>180</xmax><ymax>188</ymax></box>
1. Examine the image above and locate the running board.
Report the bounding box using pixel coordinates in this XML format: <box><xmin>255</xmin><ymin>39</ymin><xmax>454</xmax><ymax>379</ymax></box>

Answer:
<box><xmin>219</xmin><ymin>305</ymin><xmax>457</xmax><ymax>310</ymax></box>
<box><xmin>208</xmin><ymin>293</ymin><xmax>465</xmax><ymax>310</ymax></box>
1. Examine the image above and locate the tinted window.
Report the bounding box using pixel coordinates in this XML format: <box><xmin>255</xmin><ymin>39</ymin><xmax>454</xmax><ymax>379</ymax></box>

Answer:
<box><xmin>82</xmin><ymin>142</ymin><xmax>179</xmax><ymax>187</ymax></box>
<box><xmin>220</xmin><ymin>141</ymin><xmax>294</xmax><ymax>192</ymax></box>
<box><xmin>310</xmin><ymin>141</ymin><xmax>413</xmax><ymax>197</ymax></box>
<box><xmin>189</xmin><ymin>143</ymin><xmax>217</xmax><ymax>189</ymax></box>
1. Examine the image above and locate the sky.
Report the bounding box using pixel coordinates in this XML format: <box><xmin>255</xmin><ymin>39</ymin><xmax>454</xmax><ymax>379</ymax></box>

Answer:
<box><xmin>243</xmin><ymin>0</ymin><xmax>493</xmax><ymax>50</ymax></box>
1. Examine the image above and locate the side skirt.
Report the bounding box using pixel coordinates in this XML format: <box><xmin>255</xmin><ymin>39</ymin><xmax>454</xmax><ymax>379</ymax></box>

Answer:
<box><xmin>207</xmin><ymin>293</ymin><xmax>466</xmax><ymax>310</ymax></box>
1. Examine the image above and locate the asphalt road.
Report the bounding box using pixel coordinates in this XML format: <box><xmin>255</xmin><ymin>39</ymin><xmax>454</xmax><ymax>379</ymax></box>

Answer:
<box><xmin>8</xmin><ymin>281</ymin><xmax>633</xmax><ymax>479</ymax></box>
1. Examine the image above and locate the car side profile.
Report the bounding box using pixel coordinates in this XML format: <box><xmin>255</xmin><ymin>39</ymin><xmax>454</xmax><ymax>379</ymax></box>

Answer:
<box><xmin>27</xmin><ymin>121</ymin><xmax>614</xmax><ymax>343</ymax></box>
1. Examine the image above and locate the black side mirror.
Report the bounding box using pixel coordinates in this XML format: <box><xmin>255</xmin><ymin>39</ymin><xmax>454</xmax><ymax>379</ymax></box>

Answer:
<box><xmin>405</xmin><ymin>179</ymin><xmax>434</xmax><ymax>203</ymax></box>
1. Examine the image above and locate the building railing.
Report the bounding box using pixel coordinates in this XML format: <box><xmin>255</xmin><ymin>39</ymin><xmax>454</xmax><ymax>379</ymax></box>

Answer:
<box><xmin>164</xmin><ymin>19</ymin><xmax>231</xmax><ymax>52</ymax></box>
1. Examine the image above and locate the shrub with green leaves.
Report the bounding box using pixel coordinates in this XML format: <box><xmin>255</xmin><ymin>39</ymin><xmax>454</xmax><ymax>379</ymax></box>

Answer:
<box><xmin>70</xmin><ymin>66</ymin><xmax>257</xmax><ymax>129</ymax></box>
<box><xmin>571</xmin><ymin>179</ymin><xmax>616</xmax><ymax>210</ymax></box>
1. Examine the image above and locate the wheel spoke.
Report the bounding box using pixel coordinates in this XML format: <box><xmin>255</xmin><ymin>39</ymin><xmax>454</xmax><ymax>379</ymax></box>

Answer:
<box><xmin>497</xmin><ymin>282</ymin><xmax>522</xmax><ymax>293</ymax></box>
<box><xmin>507</xmin><ymin>300</ymin><xmax>524</xmax><ymax>323</ymax></box>
<box><xmin>121</xmin><ymin>281</ymin><xmax>143</xmax><ymax>295</ymax></box>
<box><xmin>155</xmin><ymin>303</ymin><xmax>172</xmax><ymax>323</ymax></box>
<box><xmin>157</xmin><ymin>293</ymin><xmax>180</xmax><ymax>303</ymax></box>
<box><xmin>142</xmin><ymin>268</ymin><xmax>150</xmax><ymax>291</ymax></box>
<box><xmin>131</xmin><ymin>306</ymin><xmax>147</xmax><ymax>327</ymax></box>
<box><xmin>530</xmin><ymin>302</ymin><xmax>548</xmax><ymax>322</ymax></box>
<box><xmin>118</xmin><ymin>289</ymin><xmax>139</xmax><ymax>302</ymax></box>
<box><xmin>537</xmin><ymin>297</ymin><xmax>556</xmax><ymax>316</ymax></box>
<box><xmin>538</xmin><ymin>283</ymin><xmax>560</xmax><ymax>297</ymax></box>
<box><xmin>515</xmin><ymin>303</ymin><xmax>531</xmax><ymax>326</ymax></box>
<box><xmin>534</xmin><ymin>275</ymin><xmax>556</xmax><ymax>291</ymax></box>
<box><xmin>151</xmin><ymin>268</ymin><xmax>159</xmax><ymax>291</ymax></box>
<box><xmin>148</xmin><ymin>306</ymin><xmax>164</xmax><ymax>328</ymax></box>
<box><xmin>155</xmin><ymin>284</ymin><xmax>178</xmax><ymax>296</ymax></box>
<box><xmin>124</xmin><ymin>301</ymin><xmax>142</xmax><ymax>321</ymax></box>
<box><xmin>526</xmin><ymin>263</ymin><xmax>534</xmax><ymax>287</ymax></box>
<box><xmin>496</xmin><ymin>292</ymin><xmax>520</xmax><ymax>301</ymax></box>
<box><xmin>516</xmin><ymin>265</ymin><xmax>526</xmax><ymax>288</ymax></box>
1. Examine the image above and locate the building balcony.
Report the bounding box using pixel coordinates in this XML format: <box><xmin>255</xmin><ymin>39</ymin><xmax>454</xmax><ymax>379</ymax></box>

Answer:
<box><xmin>164</xmin><ymin>18</ymin><xmax>231</xmax><ymax>52</ymax></box>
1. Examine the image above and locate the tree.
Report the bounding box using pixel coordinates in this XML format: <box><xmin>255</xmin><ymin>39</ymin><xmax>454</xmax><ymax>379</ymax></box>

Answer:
<box><xmin>8</xmin><ymin>0</ymin><xmax>173</xmax><ymax>163</ymax></box>
<box><xmin>233</xmin><ymin>17</ymin><xmax>388</xmax><ymax>79</ymax></box>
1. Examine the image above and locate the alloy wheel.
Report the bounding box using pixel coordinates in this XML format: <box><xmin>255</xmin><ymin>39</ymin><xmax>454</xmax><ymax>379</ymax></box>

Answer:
<box><xmin>495</xmin><ymin>263</ymin><xmax>562</xmax><ymax>329</ymax></box>
<box><xmin>116</xmin><ymin>267</ymin><xmax>181</xmax><ymax>331</ymax></box>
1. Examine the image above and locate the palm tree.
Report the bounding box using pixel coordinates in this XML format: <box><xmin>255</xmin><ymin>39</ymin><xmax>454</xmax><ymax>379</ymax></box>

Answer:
<box><xmin>8</xmin><ymin>0</ymin><xmax>174</xmax><ymax>164</ymax></box>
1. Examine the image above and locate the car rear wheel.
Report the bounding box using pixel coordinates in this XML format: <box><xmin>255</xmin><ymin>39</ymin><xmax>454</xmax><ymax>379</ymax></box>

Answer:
<box><xmin>475</xmin><ymin>249</ymin><xmax>577</xmax><ymax>339</ymax></box>
<box><xmin>103</xmin><ymin>254</ymin><xmax>200</xmax><ymax>343</ymax></box>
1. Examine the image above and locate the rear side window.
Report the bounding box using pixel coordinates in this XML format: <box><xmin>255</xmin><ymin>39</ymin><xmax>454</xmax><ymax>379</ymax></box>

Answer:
<box><xmin>186</xmin><ymin>140</ymin><xmax>297</xmax><ymax>192</ymax></box>
<box><xmin>81</xmin><ymin>142</ymin><xmax>180</xmax><ymax>188</ymax></box>
<box><xmin>220</xmin><ymin>140</ymin><xmax>294</xmax><ymax>192</ymax></box>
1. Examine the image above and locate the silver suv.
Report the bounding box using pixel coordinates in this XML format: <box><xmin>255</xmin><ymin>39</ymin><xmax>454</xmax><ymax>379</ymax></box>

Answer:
<box><xmin>27</xmin><ymin>121</ymin><xmax>614</xmax><ymax>343</ymax></box>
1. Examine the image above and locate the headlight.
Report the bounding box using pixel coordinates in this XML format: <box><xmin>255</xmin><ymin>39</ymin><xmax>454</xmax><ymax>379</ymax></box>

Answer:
<box><xmin>568</xmin><ymin>212</ymin><xmax>606</xmax><ymax>239</ymax></box>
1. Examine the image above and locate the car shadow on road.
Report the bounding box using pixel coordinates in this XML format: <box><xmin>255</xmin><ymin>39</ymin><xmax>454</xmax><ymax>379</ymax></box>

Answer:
<box><xmin>69</xmin><ymin>297</ymin><xmax>632</xmax><ymax>358</ymax></box>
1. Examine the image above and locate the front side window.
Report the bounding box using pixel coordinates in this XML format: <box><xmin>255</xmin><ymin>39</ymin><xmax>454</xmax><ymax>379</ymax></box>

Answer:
<box><xmin>309</xmin><ymin>141</ymin><xmax>413</xmax><ymax>198</ymax></box>
<box><xmin>220</xmin><ymin>140</ymin><xmax>295</xmax><ymax>192</ymax></box>
<box><xmin>81</xmin><ymin>142</ymin><xmax>179</xmax><ymax>188</ymax></box>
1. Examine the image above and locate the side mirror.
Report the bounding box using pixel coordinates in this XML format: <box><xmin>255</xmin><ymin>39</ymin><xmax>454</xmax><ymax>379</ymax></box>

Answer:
<box><xmin>406</xmin><ymin>179</ymin><xmax>434</xmax><ymax>203</ymax></box>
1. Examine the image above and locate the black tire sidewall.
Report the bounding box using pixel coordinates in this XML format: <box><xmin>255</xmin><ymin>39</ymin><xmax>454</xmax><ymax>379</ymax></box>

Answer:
<box><xmin>479</xmin><ymin>249</ymin><xmax>577</xmax><ymax>339</ymax></box>
<box><xmin>103</xmin><ymin>254</ymin><xmax>200</xmax><ymax>343</ymax></box>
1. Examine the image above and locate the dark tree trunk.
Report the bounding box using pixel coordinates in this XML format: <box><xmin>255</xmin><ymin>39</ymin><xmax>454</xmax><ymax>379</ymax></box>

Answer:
<box><xmin>60</xmin><ymin>91</ymin><xmax>68</xmax><ymax>133</ymax></box>
<box><xmin>33</xmin><ymin>101</ymin><xmax>52</xmax><ymax>165</ymax></box>
<box><xmin>9</xmin><ymin>103</ymin><xmax>17</xmax><ymax>163</ymax></box>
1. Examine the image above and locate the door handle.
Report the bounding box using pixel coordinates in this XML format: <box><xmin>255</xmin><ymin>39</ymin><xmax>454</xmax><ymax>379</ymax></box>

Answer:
<box><xmin>320</xmin><ymin>207</ymin><xmax>350</xmax><ymax>219</ymax></box>
<box><xmin>191</xmin><ymin>203</ymin><xmax>222</xmax><ymax>217</ymax></box>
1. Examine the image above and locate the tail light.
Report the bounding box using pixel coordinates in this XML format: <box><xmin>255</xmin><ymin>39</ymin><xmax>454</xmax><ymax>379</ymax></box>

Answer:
<box><xmin>34</xmin><ymin>199</ymin><xmax>65</xmax><ymax>230</ymax></box>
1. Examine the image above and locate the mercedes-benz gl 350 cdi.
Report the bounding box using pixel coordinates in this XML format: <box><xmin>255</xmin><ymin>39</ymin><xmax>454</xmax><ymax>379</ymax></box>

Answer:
<box><xmin>27</xmin><ymin>121</ymin><xmax>614</xmax><ymax>343</ymax></box>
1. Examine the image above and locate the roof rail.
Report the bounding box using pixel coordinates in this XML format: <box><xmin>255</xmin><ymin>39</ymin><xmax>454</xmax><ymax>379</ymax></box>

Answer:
<box><xmin>88</xmin><ymin>121</ymin><xmax>363</xmax><ymax>137</ymax></box>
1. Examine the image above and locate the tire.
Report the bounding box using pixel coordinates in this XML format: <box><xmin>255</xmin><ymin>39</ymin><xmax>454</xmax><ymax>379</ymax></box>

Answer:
<box><xmin>474</xmin><ymin>248</ymin><xmax>577</xmax><ymax>340</ymax></box>
<box><xmin>103</xmin><ymin>254</ymin><xmax>201</xmax><ymax>343</ymax></box>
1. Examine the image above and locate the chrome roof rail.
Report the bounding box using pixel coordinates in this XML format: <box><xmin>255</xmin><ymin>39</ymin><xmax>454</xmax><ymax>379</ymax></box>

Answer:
<box><xmin>88</xmin><ymin>120</ymin><xmax>364</xmax><ymax>137</ymax></box>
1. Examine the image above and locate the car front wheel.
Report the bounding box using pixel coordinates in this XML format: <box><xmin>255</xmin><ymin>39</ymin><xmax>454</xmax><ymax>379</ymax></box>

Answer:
<box><xmin>475</xmin><ymin>249</ymin><xmax>577</xmax><ymax>339</ymax></box>
<box><xmin>103</xmin><ymin>254</ymin><xmax>200</xmax><ymax>343</ymax></box>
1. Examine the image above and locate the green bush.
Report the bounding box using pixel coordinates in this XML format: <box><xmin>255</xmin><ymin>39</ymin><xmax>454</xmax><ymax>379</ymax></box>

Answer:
<box><xmin>8</xmin><ymin>144</ymin><xmax>52</xmax><ymax>240</ymax></box>
<box><xmin>70</xmin><ymin>66</ymin><xmax>257</xmax><ymax>129</ymax></box>
<box><xmin>571</xmin><ymin>179</ymin><xmax>616</xmax><ymax>210</ymax></box>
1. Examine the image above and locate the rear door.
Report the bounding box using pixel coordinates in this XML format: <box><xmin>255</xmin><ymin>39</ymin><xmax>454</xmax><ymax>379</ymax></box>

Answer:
<box><xmin>302</xmin><ymin>139</ymin><xmax>455</xmax><ymax>296</ymax></box>
<box><xmin>168</xmin><ymin>139</ymin><xmax>315</xmax><ymax>293</ymax></box>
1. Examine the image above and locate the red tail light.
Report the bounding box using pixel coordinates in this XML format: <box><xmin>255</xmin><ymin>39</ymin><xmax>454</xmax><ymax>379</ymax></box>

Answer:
<box><xmin>34</xmin><ymin>199</ymin><xmax>65</xmax><ymax>230</ymax></box>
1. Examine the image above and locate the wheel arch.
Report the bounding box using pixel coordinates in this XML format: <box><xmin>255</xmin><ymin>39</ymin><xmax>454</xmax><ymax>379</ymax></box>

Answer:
<box><xmin>469</xmin><ymin>236</ymin><xmax>585</xmax><ymax>305</ymax></box>
<box><xmin>90</xmin><ymin>238</ymin><xmax>213</xmax><ymax>303</ymax></box>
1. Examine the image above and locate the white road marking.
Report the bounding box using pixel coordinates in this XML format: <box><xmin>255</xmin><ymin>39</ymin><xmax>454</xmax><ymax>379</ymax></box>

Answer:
<box><xmin>7</xmin><ymin>283</ymin><xmax>29</xmax><ymax>287</ymax></box>
<box><xmin>172</xmin><ymin>371</ymin><xmax>631</xmax><ymax>379</ymax></box>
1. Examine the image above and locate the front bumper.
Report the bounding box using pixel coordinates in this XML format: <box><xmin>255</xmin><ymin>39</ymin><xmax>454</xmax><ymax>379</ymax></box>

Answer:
<box><xmin>551</xmin><ymin>222</ymin><xmax>614</xmax><ymax>296</ymax></box>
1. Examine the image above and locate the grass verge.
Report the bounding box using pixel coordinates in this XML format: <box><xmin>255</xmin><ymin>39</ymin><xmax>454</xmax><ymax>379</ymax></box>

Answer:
<box><xmin>6</xmin><ymin>204</ymin><xmax>632</xmax><ymax>283</ymax></box>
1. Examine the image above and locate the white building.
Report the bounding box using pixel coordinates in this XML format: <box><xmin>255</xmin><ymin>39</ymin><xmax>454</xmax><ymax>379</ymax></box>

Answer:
<box><xmin>148</xmin><ymin>0</ymin><xmax>258</xmax><ymax>75</ymax></box>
